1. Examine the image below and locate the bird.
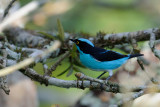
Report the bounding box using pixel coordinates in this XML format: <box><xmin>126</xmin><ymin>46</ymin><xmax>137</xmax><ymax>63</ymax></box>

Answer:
<box><xmin>70</xmin><ymin>38</ymin><xmax>143</xmax><ymax>81</ymax></box>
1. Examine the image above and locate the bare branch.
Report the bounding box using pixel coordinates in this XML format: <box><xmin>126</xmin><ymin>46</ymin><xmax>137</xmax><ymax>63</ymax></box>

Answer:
<box><xmin>0</xmin><ymin>48</ymin><xmax>10</xmax><ymax>95</ymax></box>
<box><xmin>20</xmin><ymin>68</ymin><xmax>121</xmax><ymax>92</ymax></box>
<box><xmin>3</xmin><ymin>27</ymin><xmax>48</xmax><ymax>47</ymax></box>
<box><xmin>0</xmin><ymin>41</ymin><xmax>60</xmax><ymax>77</ymax></box>
<box><xmin>94</xmin><ymin>28</ymin><xmax>160</xmax><ymax>47</ymax></box>
<box><xmin>19</xmin><ymin>68</ymin><xmax>160</xmax><ymax>94</ymax></box>
<box><xmin>4</xmin><ymin>27</ymin><xmax>160</xmax><ymax>48</ymax></box>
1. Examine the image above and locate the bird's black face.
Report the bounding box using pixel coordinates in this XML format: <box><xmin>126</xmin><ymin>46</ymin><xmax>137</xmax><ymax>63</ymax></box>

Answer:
<box><xmin>70</xmin><ymin>39</ymin><xmax>80</xmax><ymax>46</ymax></box>
<box><xmin>70</xmin><ymin>39</ymin><xmax>94</xmax><ymax>54</ymax></box>
<box><xmin>70</xmin><ymin>39</ymin><xmax>92</xmax><ymax>47</ymax></box>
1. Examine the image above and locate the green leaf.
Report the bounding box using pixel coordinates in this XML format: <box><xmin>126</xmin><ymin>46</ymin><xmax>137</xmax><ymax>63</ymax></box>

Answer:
<box><xmin>57</xmin><ymin>64</ymin><xmax>71</xmax><ymax>77</ymax></box>
<box><xmin>67</xmin><ymin>66</ymin><xmax>73</xmax><ymax>77</ymax></box>
<box><xmin>70</xmin><ymin>44</ymin><xmax>77</xmax><ymax>58</ymax></box>
<box><xmin>57</xmin><ymin>19</ymin><xmax>64</xmax><ymax>41</ymax></box>
<box><xmin>38</xmin><ymin>31</ymin><xmax>56</xmax><ymax>40</ymax></box>
<box><xmin>73</xmin><ymin>66</ymin><xmax>83</xmax><ymax>73</ymax></box>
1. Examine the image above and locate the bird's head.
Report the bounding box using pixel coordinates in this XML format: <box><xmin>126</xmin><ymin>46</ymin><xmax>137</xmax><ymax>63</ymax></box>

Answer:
<box><xmin>70</xmin><ymin>38</ymin><xmax>94</xmax><ymax>54</ymax></box>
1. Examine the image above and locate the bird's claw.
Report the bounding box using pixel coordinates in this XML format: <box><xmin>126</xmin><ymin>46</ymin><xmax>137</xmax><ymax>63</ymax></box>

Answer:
<box><xmin>77</xmin><ymin>79</ymin><xmax>85</xmax><ymax>89</ymax></box>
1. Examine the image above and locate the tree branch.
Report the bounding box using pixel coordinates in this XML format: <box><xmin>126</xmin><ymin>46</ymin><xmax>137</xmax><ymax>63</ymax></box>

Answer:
<box><xmin>0</xmin><ymin>41</ymin><xmax>60</xmax><ymax>77</ymax></box>
<box><xmin>19</xmin><ymin>68</ymin><xmax>160</xmax><ymax>94</ymax></box>
<box><xmin>0</xmin><ymin>48</ymin><xmax>10</xmax><ymax>95</ymax></box>
<box><xmin>94</xmin><ymin>28</ymin><xmax>160</xmax><ymax>47</ymax></box>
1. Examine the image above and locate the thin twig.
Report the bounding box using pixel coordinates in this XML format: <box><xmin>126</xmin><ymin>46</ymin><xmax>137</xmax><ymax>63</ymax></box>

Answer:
<box><xmin>149</xmin><ymin>31</ymin><xmax>160</xmax><ymax>59</ymax></box>
<box><xmin>117</xmin><ymin>90</ymin><xmax>144</xmax><ymax>106</ymax></box>
<box><xmin>2</xmin><ymin>0</ymin><xmax>17</xmax><ymax>20</ymax></box>
<box><xmin>43</xmin><ymin>64</ymin><xmax>48</xmax><ymax>74</ymax></box>
<box><xmin>130</xmin><ymin>38</ymin><xmax>145</xmax><ymax>70</ymax></box>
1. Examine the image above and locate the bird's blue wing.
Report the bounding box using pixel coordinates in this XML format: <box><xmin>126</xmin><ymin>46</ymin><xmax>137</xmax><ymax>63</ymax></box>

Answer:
<box><xmin>90</xmin><ymin>47</ymin><xmax>128</xmax><ymax>62</ymax></box>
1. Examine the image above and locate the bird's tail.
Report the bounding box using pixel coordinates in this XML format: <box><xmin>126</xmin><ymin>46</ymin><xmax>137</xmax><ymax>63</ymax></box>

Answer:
<box><xmin>129</xmin><ymin>54</ymin><xmax>144</xmax><ymax>59</ymax></box>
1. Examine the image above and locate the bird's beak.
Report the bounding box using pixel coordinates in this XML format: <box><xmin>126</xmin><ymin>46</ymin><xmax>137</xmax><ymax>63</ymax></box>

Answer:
<box><xmin>69</xmin><ymin>39</ymin><xmax>75</xmax><ymax>43</ymax></box>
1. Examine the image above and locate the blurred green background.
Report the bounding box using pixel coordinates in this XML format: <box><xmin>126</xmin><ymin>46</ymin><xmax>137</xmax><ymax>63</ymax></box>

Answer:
<box><xmin>20</xmin><ymin>0</ymin><xmax>160</xmax><ymax>106</ymax></box>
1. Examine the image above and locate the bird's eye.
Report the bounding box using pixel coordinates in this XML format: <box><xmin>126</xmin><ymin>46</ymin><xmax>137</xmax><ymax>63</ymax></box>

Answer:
<box><xmin>76</xmin><ymin>41</ymin><xmax>79</xmax><ymax>44</ymax></box>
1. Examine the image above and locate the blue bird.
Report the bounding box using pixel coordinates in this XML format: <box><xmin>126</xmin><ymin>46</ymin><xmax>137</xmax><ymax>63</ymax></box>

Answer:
<box><xmin>70</xmin><ymin>38</ymin><xmax>143</xmax><ymax>81</ymax></box>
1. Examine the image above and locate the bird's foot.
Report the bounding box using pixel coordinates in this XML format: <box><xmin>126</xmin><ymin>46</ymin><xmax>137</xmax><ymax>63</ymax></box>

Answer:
<box><xmin>100</xmin><ymin>83</ymin><xmax>104</xmax><ymax>90</ymax></box>
<box><xmin>80</xmin><ymin>80</ymin><xmax>85</xmax><ymax>90</ymax></box>
<box><xmin>76</xmin><ymin>79</ymin><xmax>80</xmax><ymax>88</ymax></box>
<box><xmin>77</xmin><ymin>79</ymin><xmax>85</xmax><ymax>89</ymax></box>
<box><xmin>102</xmin><ymin>77</ymin><xmax>110</xmax><ymax>85</ymax></box>
<box><xmin>90</xmin><ymin>81</ymin><xmax>92</xmax><ymax>86</ymax></box>
<box><xmin>106</xmin><ymin>76</ymin><xmax>111</xmax><ymax>81</ymax></box>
